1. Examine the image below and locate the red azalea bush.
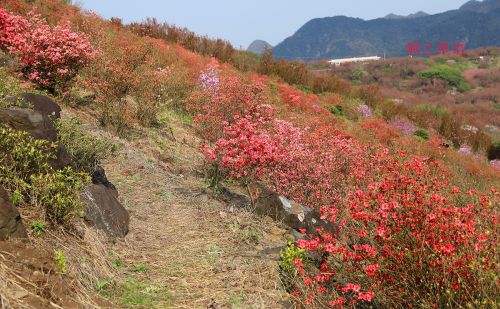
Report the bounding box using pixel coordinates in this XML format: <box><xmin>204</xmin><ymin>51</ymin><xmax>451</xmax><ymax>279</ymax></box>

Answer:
<box><xmin>0</xmin><ymin>8</ymin><xmax>95</xmax><ymax>91</ymax></box>
<box><xmin>360</xmin><ymin>117</ymin><xmax>401</xmax><ymax>145</ymax></box>
<box><xmin>201</xmin><ymin>103</ymin><xmax>278</xmax><ymax>197</ymax></box>
<box><xmin>293</xmin><ymin>153</ymin><xmax>499</xmax><ymax>308</ymax></box>
<box><xmin>278</xmin><ymin>83</ymin><xmax>323</xmax><ymax>112</ymax></box>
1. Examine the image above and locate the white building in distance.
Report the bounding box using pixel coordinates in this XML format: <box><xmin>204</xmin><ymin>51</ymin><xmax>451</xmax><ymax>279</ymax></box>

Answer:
<box><xmin>329</xmin><ymin>56</ymin><xmax>381</xmax><ymax>66</ymax></box>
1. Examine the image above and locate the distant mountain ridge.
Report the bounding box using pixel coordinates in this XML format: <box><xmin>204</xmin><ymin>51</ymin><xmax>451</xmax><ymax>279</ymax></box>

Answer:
<box><xmin>272</xmin><ymin>0</ymin><xmax>500</xmax><ymax>60</ymax></box>
<box><xmin>384</xmin><ymin>11</ymin><xmax>429</xmax><ymax>19</ymax></box>
<box><xmin>247</xmin><ymin>40</ymin><xmax>272</xmax><ymax>55</ymax></box>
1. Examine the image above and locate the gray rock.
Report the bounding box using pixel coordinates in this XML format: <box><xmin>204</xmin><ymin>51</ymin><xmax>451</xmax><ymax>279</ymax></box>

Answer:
<box><xmin>218</xmin><ymin>186</ymin><xmax>251</xmax><ymax>208</ymax></box>
<box><xmin>18</xmin><ymin>93</ymin><xmax>61</xmax><ymax>119</ymax></box>
<box><xmin>81</xmin><ymin>184</ymin><xmax>129</xmax><ymax>238</ymax></box>
<box><xmin>0</xmin><ymin>187</ymin><xmax>27</xmax><ymax>240</ymax></box>
<box><xmin>0</xmin><ymin>107</ymin><xmax>72</xmax><ymax>169</ymax></box>
<box><xmin>91</xmin><ymin>166</ymin><xmax>117</xmax><ymax>197</ymax></box>
<box><xmin>254</xmin><ymin>188</ymin><xmax>337</xmax><ymax>234</ymax></box>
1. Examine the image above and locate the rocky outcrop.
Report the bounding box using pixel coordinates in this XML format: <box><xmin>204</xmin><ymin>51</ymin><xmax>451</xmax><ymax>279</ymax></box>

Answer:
<box><xmin>218</xmin><ymin>186</ymin><xmax>251</xmax><ymax>209</ymax></box>
<box><xmin>18</xmin><ymin>93</ymin><xmax>62</xmax><ymax>119</ymax></box>
<box><xmin>0</xmin><ymin>107</ymin><xmax>72</xmax><ymax>169</ymax></box>
<box><xmin>91</xmin><ymin>166</ymin><xmax>117</xmax><ymax>197</ymax></box>
<box><xmin>81</xmin><ymin>184</ymin><xmax>129</xmax><ymax>238</ymax></box>
<box><xmin>0</xmin><ymin>187</ymin><xmax>27</xmax><ymax>240</ymax></box>
<box><xmin>254</xmin><ymin>188</ymin><xmax>336</xmax><ymax>234</ymax></box>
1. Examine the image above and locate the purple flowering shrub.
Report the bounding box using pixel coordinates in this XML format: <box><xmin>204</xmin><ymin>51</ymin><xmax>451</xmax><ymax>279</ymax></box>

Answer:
<box><xmin>389</xmin><ymin>117</ymin><xmax>416</xmax><ymax>136</ymax></box>
<box><xmin>199</xmin><ymin>66</ymin><xmax>219</xmax><ymax>92</ymax></box>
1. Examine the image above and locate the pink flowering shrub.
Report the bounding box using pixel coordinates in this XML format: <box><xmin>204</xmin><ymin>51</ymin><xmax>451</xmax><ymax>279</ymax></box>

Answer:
<box><xmin>389</xmin><ymin>117</ymin><xmax>417</xmax><ymax>136</ymax></box>
<box><xmin>0</xmin><ymin>9</ymin><xmax>95</xmax><ymax>91</ymax></box>
<box><xmin>201</xmin><ymin>103</ymin><xmax>279</xmax><ymax>199</ymax></box>
<box><xmin>268</xmin><ymin>122</ymin><xmax>370</xmax><ymax>209</ymax></box>
<box><xmin>187</xmin><ymin>75</ymin><xmax>268</xmax><ymax>141</ymax></box>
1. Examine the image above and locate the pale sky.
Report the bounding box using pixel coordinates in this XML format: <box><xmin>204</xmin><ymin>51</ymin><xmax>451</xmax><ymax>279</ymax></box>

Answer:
<box><xmin>78</xmin><ymin>0</ymin><xmax>471</xmax><ymax>49</ymax></box>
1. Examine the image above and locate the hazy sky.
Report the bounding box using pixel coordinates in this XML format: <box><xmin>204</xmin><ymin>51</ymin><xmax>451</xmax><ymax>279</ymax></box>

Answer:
<box><xmin>79</xmin><ymin>0</ymin><xmax>471</xmax><ymax>49</ymax></box>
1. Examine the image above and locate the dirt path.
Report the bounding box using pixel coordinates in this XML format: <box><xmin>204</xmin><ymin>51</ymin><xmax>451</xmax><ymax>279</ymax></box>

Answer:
<box><xmin>68</xmin><ymin>109</ymin><xmax>291</xmax><ymax>308</ymax></box>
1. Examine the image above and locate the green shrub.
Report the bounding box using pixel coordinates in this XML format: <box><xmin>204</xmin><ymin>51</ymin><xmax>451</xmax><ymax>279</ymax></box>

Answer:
<box><xmin>279</xmin><ymin>241</ymin><xmax>306</xmax><ymax>276</ymax></box>
<box><xmin>414</xmin><ymin>129</ymin><xmax>430</xmax><ymax>140</ymax></box>
<box><xmin>30</xmin><ymin>220</ymin><xmax>46</xmax><ymax>237</ymax></box>
<box><xmin>0</xmin><ymin>128</ymin><xmax>55</xmax><ymax>199</ymax></box>
<box><xmin>0</xmin><ymin>68</ymin><xmax>22</xmax><ymax>108</ymax></box>
<box><xmin>0</xmin><ymin>127</ymin><xmax>89</xmax><ymax>223</ymax></box>
<box><xmin>54</xmin><ymin>249</ymin><xmax>67</xmax><ymax>273</ymax></box>
<box><xmin>326</xmin><ymin>104</ymin><xmax>344</xmax><ymax>117</ymax></box>
<box><xmin>55</xmin><ymin>118</ymin><xmax>114</xmax><ymax>173</ymax></box>
<box><xmin>31</xmin><ymin>167</ymin><xmax>89</xmax><ymax>224</ymax></box>
<box><xmin>418</xmin><ymin>65</ymin><xmax>470</xmax><ymax>92</ymax></box>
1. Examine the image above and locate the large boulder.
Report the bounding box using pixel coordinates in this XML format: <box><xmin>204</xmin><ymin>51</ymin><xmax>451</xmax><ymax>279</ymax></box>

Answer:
<box><xmin>91</xmin><ymin>166</ymin><xmax>117</xmax><ymax>197</ymax></box>
<box><xmin>18</xmin><ymin>93</ymin><xmax>62</xmax><ymax>119</ymax></box>
<box><xmin>254</xmin><ymin>189</ymin><xmax>337</xmax><ymax>234</ymax></box>
<box><xmin>0</xmin><ymin>187</ymin><xmax>27</xmax><ymax>240</ymax></box>
<box><xmin>0</xmin><ymin>107</ymin><xmax>72</xmax><ymax>169</ymax></box>
<box><xmin>81</xmin><ymin>184</ymin><xmax>129</xmax><ymax>238</ymax></box>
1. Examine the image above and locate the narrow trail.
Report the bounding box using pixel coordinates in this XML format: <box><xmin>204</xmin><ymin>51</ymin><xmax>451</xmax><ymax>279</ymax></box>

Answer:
<box><xmin>65</xmin><ymin>108</ymin><xmax>291</xmax><ymax>308</ymax></box>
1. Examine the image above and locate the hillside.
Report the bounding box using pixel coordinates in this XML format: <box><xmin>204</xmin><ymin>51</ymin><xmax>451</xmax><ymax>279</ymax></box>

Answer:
<box><xmin>247</xmin><ymin>40</ymin><xmax>273</xmax><ymax>55</ymax></box>
<box><xmin>272</xmin><ymin>0</ymin><xmax>500</xmax><ymax>59</ymax></box>
<box><xmin>0</xmin><ymin>1</ymin><xmax>499</xmax><ymax>308</ymax></box>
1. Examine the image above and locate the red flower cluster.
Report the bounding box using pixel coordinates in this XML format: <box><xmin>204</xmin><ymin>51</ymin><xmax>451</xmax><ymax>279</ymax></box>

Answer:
<box><xmin>294</xmin><ymin>154</ymin><xmax>498</xmax><ymax>307</ymax></box>
<box><xmin>0</xmin><ymin>8</ymin><xmax>95</xmax><ymax>91</ymax></box>
<box><xmin>201</xmin><ymin>103</ymin><xmax>279</xmax><ymax>188</ymax></box>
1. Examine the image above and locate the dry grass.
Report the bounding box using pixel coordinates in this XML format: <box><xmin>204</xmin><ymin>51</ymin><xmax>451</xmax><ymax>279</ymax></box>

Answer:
<box><xmin>55</xmin><ymin>105</ymin><xmax>291</xmax><ymax>308</ymax></box>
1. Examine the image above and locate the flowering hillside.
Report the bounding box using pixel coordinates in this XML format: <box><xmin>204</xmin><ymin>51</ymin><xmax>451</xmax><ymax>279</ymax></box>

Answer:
<box><xmin>0</xmin><ymin>1</ymin><xmax>498</xmax><ymax>308</ymax></box>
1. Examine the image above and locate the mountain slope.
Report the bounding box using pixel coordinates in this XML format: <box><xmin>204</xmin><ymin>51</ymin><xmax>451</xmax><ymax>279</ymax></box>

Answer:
<box><xmin>247</xmin><ymin>39</ymin><xmax>272</xmax><ymax>55</ymax></box>
<box><xmin>272</xmin><ymin>0</ymin><xmax>500</xmax><ymax>59</ymax></box>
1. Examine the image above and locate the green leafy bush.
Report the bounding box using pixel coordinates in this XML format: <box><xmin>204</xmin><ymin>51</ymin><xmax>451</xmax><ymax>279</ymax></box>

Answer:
<box><xmin>31</xmin><ymin>167</ymin><xmax>89</xmax><ymax>223</ymax></box>
<box><xmin>55</xmin><ymin>118</ymin><xmax>114</xmax><ymax>173</ymax></box>
<box><xmin>326</xmin><ymin>104</ymin><xmax>345</xmax><ymax>117</ymax></box>
<box><xmin>30</xmin><ymin>220</ymin><xmax>46</xmax><ymax>237</ymax></box>
<box><xmin>418</xmin><ymin>65</ymin><xmax>470</xmax><ymax>92</ymax></box>
<box><xmin>0</xmin><ymin>127</ymin><xmax>55</xmax><ymax>198</ymax></box>
<box><xmin>414</xmin><ymin>129</ymin><xmax>430</xmax><ymax>140</ymax></box>
<box><xmin>0</xmin><ymin>127</ymin><xmax>89</xmax><ymax>223</ymax></box>
<box><xmin>279</xmin><ymin>241</ymin><xmax>306</xmax><ymax>276</ymax></box>
<box><xmin>0</xmin><ymin>68</ymin><xmax>22</xmax><ymax>108</ymax></box>
<box><xmin>54</xmin><ymin>249</ymin><xmax>67</xmax><ymax>273</ymax></box>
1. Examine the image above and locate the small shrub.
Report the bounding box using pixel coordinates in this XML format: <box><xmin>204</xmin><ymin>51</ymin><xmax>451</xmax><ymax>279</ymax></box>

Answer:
<box><xmin>419</xmin><ymin>65</ymin><xmax>470</xmax><ymax>92</ymax></box>
<box><xmin>55</xmin><ymin>118</ymin><xmax>114</xmax><ymax>173</ymax></box>
<box><xmin>389</xmin><ymin>117</ymin><xmax>416</xmax><ymax>136</ymax></box>
<box><xmin>30</xmin><ymin>220</ymin><xmax>46</xmax><ymax>237</ymax></box>
<box><xmin>279</xmin><ymin>241</ymin><xmax>306</xmax><ymax>276</ymax></box>
<box><xmin>326</xmin><ymin>104</ymin><xmax>344</xmax><ymax>117</ymax></box>
<box><xmin>0</xmin><ymin>127</ymin><xmax>89</xmax><ymax>223</ymax></box>
<box><xmin>376</xmin><ymin>99</ymin><xmax>405</xmax><ymax>120</ymax></box>
<box><xmin>54</xmin><ymin>249</ymin><xmax>67</xmax><ymax>273</ymax></box>
<box><xmin>279</xmin><ymin>241</ymin><xmax>307</xmax><ymax>291</ymax></box>
<box><xmin>414</xmin><ymin>129</ymin><xmax>430</xmax><ymax>140</ymax></box>
<box><xmin>352</xmin><ymin>84</ymin><xmax>383</xmax><ymax>107</ymax></box>
<box><xmin>0</xmin><ymin>67</ymin><xmax>23</xmax><ymax>108</ymax></box>
<box><xmin>31</xmin><ymin>167</ymin><xmax>89</xmax><ymax>224</ymax></box>
<box><xmin>0</xmin><ymin>127</ymin><xmax>55</xmax><ymax>200</ymax></box>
